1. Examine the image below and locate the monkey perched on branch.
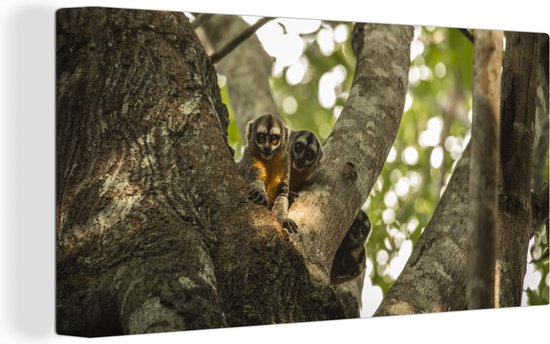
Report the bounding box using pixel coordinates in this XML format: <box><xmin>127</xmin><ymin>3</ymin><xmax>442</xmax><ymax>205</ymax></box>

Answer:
<box><xmin>288</xmin><ymin>129</ymin><xmax>371</xmax><ymax>284</ymax></box>
<box><xmin>237</xmin><ymin>114</ymin><xmax>298</xmax><ymax>232</ymax></box>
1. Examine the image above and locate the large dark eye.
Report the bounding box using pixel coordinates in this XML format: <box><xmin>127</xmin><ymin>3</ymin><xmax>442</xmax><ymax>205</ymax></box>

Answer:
<box><xmin>271</xmin><ymin>135</ymin><xmax>280</xmax><ymax>145</ymax></box>
<box><xmin>306</xmin><ymin>149</ymin><xmax>315</xmax><ymax>161</ymax></box>
<box><xmin>295</xmin><ymin>143</ymin><xmax>304</xmax><ymax>153</ymax></box>
<box><xmin>257</xmin><ymin>133</ymin><xmax>265</xmax><ymax>144</ymax></box>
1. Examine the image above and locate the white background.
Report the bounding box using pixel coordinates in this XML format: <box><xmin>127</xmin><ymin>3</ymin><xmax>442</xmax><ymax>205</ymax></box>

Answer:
<box><xmin>1</xmin><ymin>0</ymin><xmax>548</xmax><ymax>343</ymax></box>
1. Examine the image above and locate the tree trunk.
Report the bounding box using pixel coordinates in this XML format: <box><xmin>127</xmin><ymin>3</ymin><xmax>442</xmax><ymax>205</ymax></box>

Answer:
<box><xmin>56</xmin><ymin>8</ymin><xmax>346</xmax><ymax>336</ymax></box>
<box><xmin>467</xmin><ymin>29</ymin><xmax>502</xmax><ymax>309</ymax></box>
<box><xmin>496</xmin><ymin>32</ymin><xmax>541</xmax><ymax>307</ymax></box>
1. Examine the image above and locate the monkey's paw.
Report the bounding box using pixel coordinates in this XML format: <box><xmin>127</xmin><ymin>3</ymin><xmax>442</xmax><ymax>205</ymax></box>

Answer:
<box><xmin>249</xmin><ymin>187</ymin><xmax>268</xmax><ymax>207</ymax></box>
<box><xmin>288</xmin><ymin>191</ymin><xmax>299</xmax><ymax>206</ymax></box>
<box><xmin>281</xmin><ymin>218</ymin><xmax>298</xmax><ymax>233</ymax></box>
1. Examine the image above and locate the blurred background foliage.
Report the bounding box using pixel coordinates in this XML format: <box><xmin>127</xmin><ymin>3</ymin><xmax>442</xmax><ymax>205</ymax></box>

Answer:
<box><xmin>209</xmin><ymin>16</ymin><xmax>549</xmax><ymax>316</ymax></box>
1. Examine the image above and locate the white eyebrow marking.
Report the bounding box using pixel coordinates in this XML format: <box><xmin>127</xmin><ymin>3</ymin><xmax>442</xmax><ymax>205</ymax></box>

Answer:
<box><xmin>256</xmin><ymin>124</ymin><xmax>268</xmax><ymax>134</ymax></box>
<box><xmin>269</xmin><ymin>127</ymin><xmax>281</xmax><ymax>136</ymax></box>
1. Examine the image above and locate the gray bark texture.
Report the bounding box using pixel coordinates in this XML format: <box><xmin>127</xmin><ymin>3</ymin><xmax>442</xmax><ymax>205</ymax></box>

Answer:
<box><xmin>467</xmin><ymin>30</ymin><xmax>502</xmax><ymax>309</ymax></box>
<box><xmin>202</xmin><ymin>15</ymin><xmax>279</xmax><ymax>138</ymax></box>
<box><xmin>496</xmin><ymin>32</ymin><xmax>542</xmax><ymax>307</ymax></box>
<box><xmin>56</xmin><ymin>8</ymin><xmax>348</xmax><ymax>337</ymax></box>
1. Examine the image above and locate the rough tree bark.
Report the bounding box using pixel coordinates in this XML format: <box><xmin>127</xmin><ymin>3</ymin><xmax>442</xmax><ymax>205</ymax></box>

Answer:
<box><xmin>376</xmin><ymin>31</ymin><xmax>548</xmax><ymax>316</ymax></box>
<box><xmin>56</xmin><ymin>8</ymin><xmax>349</xmax><ymax>337</ymax></box>
<box><xmin>467</xmin><ymin>30</ymin><xmax>502</xmax><ymax>309</ymax></box>
<box><xmin>496</xmin><ymin>32</ymin><xmax>541</xmax><ymax>307</ymax></box>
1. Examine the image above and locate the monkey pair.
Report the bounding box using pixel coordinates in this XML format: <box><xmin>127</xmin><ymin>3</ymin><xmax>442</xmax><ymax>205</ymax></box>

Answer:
<box><xmin>237</xmin><ymin>113</ymin><xmax>370</xmax><ymax>284</ymax></box>
<box><xmin>236</xmin><ymin>114</ymin><xmax>324</xmax><ymax>231</ymax></box>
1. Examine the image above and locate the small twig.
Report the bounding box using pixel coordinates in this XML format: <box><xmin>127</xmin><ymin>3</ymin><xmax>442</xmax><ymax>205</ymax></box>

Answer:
<box><xmin>192</xmin><ymin>13</ymin><xmax>214</xmax><ymax>29</ymax></box>
<box><xmin>458</xmin><ymin>28</ymin><xmax>474</xmax><ymax>43</ymax></box>
<box><xmin>209</xmin><ymin>17</ymin><xmax>274</xmax><ymax>64</ymax></box>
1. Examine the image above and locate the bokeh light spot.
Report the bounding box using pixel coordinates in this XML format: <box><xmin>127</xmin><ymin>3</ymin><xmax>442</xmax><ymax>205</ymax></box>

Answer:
<box><xmin>282</xmin><ymin>96</ymin><xmax>298</xmax><ymax>115</ymax></box>
<box><xmin>435</xmin><ymin>62</ymin><xmax>447</xmax><ymax>78</ymax></box>
<box><xmin>430</xmin><ymin>146</ymin><xmax>444</xmax><ymax>169</ymax></box>
<box><xmin>382</xmin><ymin>208</ymin><xmax>395</xmax><ymax>224</ymax></box>
<box><xmin>402</xmin><ymin>146</ymin><xmax>419</xmax><ymax>165</ymax></box>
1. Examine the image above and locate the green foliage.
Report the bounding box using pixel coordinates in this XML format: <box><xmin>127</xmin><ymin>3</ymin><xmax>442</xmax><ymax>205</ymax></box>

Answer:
<box><xmin>527</xmin><ymin>227</ymin><xmax>549</xmax><ymax>305</ymax></box>
<box><xmin>221</xmin><ymin>19</ymin><xmax>549</xmax><ymax>312</ymax></box>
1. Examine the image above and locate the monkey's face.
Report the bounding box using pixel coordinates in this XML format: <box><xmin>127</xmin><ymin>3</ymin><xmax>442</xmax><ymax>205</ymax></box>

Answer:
<box><xmin>290</xmin><ymin>130</ymin><xmax>323</xmax><ymax>172</ymax></box>
<box><xmin>349</xmin><ymin>209</ymin><xmax>371</xmax><ymax>243</ymax></box>
<box><xmin>255</xmin><ymin>130</ymin><xmax>282</xmax><ymax>159</ymax></box>
<box><xmin>248</xmin><ymin>114</ymin><xmax>289</xmax><ymax>160</ymax></box>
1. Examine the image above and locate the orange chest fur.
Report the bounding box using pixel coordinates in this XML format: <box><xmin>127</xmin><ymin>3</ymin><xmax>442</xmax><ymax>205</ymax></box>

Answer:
<box><xmin>251</xmin><ymin>154</ymin><xmax>287</xmax><ymax>207</ymax></box>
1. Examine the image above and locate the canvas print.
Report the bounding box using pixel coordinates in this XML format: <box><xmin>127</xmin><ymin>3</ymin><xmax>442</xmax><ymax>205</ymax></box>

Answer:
<box><xmin>56</xmin><ymin>7</ymin><xmax>549</xmax><ymax>337</ymax></box>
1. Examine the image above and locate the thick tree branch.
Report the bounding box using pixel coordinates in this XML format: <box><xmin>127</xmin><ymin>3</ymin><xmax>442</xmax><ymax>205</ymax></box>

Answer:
<box><xmin>375</xmin><ymin>146</ymin><xmax>472</xmax><ymax>315</ymax></box>
<box><xmin>496</xmin><ymin>32</ymin><xmax>541</xmax><ymax>308</ymax></box>
<box><xmin>467</xmin><ymin>30</ymin><xmax>502</xmax><ymax>310</ymax></box>
<box><xmin>289</xmin><ymin>23</ymin><xmax>413</xmax><ymax>283</ymax></box>
<box><xmin>202</xmin><ymin>16</ymin><xmax>279</xmax><ymax>138</ymax></box>
<box><xmin>209</xmin><ymin>17</ymin><xmax>274</xmax><ymax>64</ymax></box>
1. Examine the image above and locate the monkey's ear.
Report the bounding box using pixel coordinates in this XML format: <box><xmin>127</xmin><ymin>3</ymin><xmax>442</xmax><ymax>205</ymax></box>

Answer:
<box><xmin>245</xmin><ymin>120</ymin><xmax>254</xmax><ymax>144</ymax></box>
